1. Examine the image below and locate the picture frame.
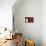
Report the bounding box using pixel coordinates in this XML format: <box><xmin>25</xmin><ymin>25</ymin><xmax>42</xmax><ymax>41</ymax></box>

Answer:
<box><xmin>25</xmin><ymin>17</ymin><xmax>34</xmax><ymax>23</ymax></box>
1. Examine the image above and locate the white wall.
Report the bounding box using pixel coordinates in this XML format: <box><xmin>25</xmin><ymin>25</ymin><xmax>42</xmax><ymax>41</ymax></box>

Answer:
<box><xmin>14</xmin><ymin>0</ymin><xmax>46</xmax><ymax>46</ymax></box>
<box><xmin>41</xmin><ymin>0</ymin><xmax>46</xmax><ymax>46</ymax></box>
<box><xmin>0</xmin><ymin>0</ymin><xmax>16</xmax><ymax>30</ymax></box>
<box><xmin>13</xmin><ymin>0</ymin><xmax>41</xmax><ymax>46</ymax></box>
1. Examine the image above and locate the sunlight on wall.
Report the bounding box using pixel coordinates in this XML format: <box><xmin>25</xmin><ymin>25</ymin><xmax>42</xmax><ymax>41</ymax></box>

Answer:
<box><xmin>0</xmin><ymin>8</ymin><xmax>12</xmax><ymax>29</ymax></box>
<box><xmin>0</xmin><ymin>0</ymin><xmax>16</xmax><ymax>30</ymax></box>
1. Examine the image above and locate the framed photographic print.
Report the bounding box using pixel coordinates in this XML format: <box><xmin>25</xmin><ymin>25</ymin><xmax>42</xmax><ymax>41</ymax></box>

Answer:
<box><xmin>25</xmin><ymin>17</ymin><xmax>34</xmax><ymax>23</ymax></box>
